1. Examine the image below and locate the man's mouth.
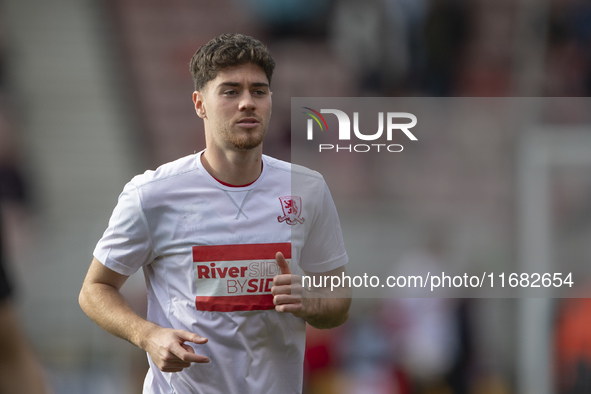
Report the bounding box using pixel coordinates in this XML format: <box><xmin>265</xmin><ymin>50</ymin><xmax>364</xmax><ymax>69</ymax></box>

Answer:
<box><xmin>236</xmin><ymin>117</ymin><xmax>260</xmax><ymax>127</ymax></box>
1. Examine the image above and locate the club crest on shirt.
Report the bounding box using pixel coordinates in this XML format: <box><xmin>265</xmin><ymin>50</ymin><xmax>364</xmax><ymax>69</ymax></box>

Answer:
<box><xmin>277</xmin><ymin>196</ymin><xmax>305</xmax><ymax>225</ymax></box>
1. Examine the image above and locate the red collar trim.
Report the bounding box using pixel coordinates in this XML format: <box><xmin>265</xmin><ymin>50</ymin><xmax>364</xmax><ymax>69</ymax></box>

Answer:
<box><xmin>212</xmin><ymin>176</ymin><xmax>257</xmax><ymax>188</ymax></box>
<box><xmin>211</xmin><ymin>162</ymin><xmax>263</xmax><ymax>188</ymax></box>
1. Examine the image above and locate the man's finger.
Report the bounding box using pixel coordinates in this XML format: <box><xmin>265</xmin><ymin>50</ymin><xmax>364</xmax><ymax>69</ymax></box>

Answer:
<box><xmin>171</xmin><ymin>342</ymin><xmax>210</xmax><ymax>364</ymax></box>
<box><xmin>271</xmin><ymin>284</ymin><xmax>291</xmax><ymax>295</ymax></box>
<box><xmin>276</xmin><ymin>303</ymin><xmax>303</xmax><ymax>314</ymax></box>
<box><xmin>174</xmin><ymin>330</ymin><xmax>210</xmax><ymax>363</ymax></box>
<box><xmin>181</xmin><ymin>343</ymin><xmax>196</xmax><ymax>354</ymax></box>
<box><xmin>177</xmin><ymin>330</ymin><xmax>208</xmax><ymax>345</ymax></box>
<box><xmin>180</xmin><ymin>351</ymin><xmax>210</xmax><ymax>364</ymax></box>
<box><xmin>276</xmin><ymin>252</ymin><xmax>291</xmax><ymax>275</ymax></box>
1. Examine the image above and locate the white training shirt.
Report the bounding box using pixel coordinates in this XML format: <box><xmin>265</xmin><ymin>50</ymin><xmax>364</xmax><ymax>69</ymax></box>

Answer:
<box><xmin>93</xmin><ymin>151</ymin><xmax>348</xmax><ymax>394</ymax></box>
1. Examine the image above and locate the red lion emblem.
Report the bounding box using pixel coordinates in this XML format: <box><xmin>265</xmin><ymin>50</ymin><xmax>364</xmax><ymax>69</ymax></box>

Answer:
<box><xmin>277</xmin><ymin>196</ymin><xmax>305</xmax><ymax>225</ymax></box>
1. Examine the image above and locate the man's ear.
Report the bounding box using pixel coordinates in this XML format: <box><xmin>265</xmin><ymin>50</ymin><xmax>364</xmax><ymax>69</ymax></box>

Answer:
<box><xmin>193</xmin><ymin>91</ymin><xmax>206</xmax><ymax>118</ymax></box>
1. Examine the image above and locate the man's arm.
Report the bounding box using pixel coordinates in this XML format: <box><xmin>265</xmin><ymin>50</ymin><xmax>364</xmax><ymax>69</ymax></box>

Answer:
<box><xmin>78</xmin><ymin>258</ymin><xmax>210</xmax><ymax>372</ymax></box>
<box><xmin>271</xmin><ymin>252</ymin><xmax>351</xmax><ymax>329</ymax></box>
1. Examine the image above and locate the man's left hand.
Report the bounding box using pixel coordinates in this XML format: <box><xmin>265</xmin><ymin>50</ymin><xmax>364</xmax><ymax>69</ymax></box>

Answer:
<box><xmin>271</xmin><ymin>252</ymin><xmax>303</xmax><ymax>315</ymax></box>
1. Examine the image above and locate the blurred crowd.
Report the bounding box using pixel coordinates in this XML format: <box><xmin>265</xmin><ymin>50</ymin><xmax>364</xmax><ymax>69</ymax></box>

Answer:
<box><xmin>0</xmin><ymin>16</ymin><xmax>49</xmax><ymax>392</ymax></box>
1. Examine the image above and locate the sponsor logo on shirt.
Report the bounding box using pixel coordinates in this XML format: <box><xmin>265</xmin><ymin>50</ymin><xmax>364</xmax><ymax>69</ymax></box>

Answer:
<box><xmin>192</xmin><ymin>243</ymin><xmax>291</xmax><ymax>312</ymax></box>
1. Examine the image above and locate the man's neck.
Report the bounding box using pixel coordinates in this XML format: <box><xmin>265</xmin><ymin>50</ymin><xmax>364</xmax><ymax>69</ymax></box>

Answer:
<box><xmin>201</xmin><ymin>147</ymin><xmax>263</xmax><ymax>186</ymax></box>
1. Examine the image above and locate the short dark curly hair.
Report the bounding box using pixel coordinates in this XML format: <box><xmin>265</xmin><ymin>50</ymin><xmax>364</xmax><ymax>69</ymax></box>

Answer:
<box><xmin>189</xmin><ymin>33</ymin><xmax>275</xmax><ymax>91</ymax></box>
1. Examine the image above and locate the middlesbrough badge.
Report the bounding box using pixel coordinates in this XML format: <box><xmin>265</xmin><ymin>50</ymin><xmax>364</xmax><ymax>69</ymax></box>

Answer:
<box><xmin>277</xmin><ymin>196</ymin><xmax>305</xmax><ymax>225</ymax></box>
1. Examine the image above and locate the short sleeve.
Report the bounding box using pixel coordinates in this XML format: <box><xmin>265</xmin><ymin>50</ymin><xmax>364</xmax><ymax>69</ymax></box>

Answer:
<box><xmin>299</xmin><ymin>181</ymin><xmax>348</xmax><ymax>273</ymax></box>
<box><xmin>93</xmin><ymin>182</ymin><xmax>154</xmax><ymax>276</ymax></box>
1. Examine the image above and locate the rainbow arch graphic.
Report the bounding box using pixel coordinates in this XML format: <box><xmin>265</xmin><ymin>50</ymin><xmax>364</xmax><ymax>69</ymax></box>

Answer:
<box><xmin>302</xmin><ymin>107</ymin><xmax>329</xmax><ymax>132</ymax></box>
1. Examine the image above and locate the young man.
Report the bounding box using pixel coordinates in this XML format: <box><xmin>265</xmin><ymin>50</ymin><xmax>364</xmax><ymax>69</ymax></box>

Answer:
<box><xmin>79</xmin><ymin>33</ymin><xmax>351</xmax><ymax>393</ymax></box>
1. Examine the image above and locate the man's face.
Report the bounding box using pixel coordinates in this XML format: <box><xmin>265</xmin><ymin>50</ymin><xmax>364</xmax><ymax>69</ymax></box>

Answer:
<box><xmin>193</xmin><ymin>63</ymin><xmax>272</xmax><ymax>152</ymax></box>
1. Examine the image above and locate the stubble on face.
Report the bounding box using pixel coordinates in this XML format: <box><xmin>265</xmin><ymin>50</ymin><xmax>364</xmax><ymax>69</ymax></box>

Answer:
<box><xmin>222</xmin><ymin>112</ymin><xmax>267</xmax><ymax>151</ymax></box>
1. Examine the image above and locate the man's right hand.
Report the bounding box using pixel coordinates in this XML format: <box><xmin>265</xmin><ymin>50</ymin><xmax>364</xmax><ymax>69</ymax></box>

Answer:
<box><xmin>144</xmin><ymin>327</ymin><xmax>210</xmax><ymax>372</ymax></box>
<box><xmin>80</xmin><ymin>259</ymin><xmax>211</xmax><ymax>373</ymax></box>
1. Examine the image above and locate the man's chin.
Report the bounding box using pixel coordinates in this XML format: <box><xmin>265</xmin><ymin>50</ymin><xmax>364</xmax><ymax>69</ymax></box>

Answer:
<box><xmin>229</xmin><ymin>132</ymin><xmax>266</xmax><ymax>151</ymax></box>
<box><xmin>230</xmin><ymin>138</ymin><xmax>264</xmax><ymax>151</ymax></box>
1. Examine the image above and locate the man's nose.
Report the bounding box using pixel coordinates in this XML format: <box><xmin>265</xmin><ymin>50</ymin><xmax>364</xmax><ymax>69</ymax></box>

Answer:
<box><xmin>238</xmin><ymin>92</ymin><xmax>256</xmax><ymax>111</ymax></box>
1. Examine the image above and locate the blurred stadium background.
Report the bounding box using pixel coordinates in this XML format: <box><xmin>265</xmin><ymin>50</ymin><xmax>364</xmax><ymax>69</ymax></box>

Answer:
<box><xmin>1</xmin><ymin>0</ymin><xmax>591</xmax><ymax>393</ymax></box>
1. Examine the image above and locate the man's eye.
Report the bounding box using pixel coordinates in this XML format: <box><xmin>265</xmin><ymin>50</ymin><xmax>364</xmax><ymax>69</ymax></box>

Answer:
<box><xmin>224</xmin><ymin>90</ymin><xmax>238</xmax><ymax>96</ymax></box>
<box><xmin>253</xmin><ymin>90</ymin><xmax>266</xmax><ymax>96</ymax></box>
